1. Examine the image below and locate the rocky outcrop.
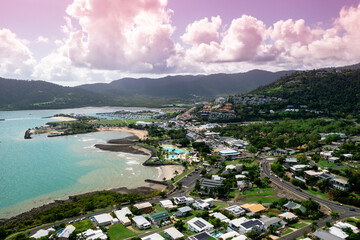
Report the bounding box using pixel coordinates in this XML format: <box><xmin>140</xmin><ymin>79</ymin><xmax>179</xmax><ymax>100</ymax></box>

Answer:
<box><xmin>24</xmin><ymin>129</ymin><xmax>32</xmax><ymax>139</ymax></box>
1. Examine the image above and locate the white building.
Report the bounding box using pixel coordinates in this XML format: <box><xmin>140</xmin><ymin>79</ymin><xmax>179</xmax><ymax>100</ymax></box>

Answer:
<box><xmin>225</xmin><ymin>205</ymin><xmax>245</xmax><ymax>217</ymax></box>
<box><xmin>30</xmin><ymin>228</ymin><xmax>55</xmax><ymax>239</ymax></box>
<box><xmin>329</xmin><ymin>227</ymin><xmax>348</xmax><ymax>239</ymax></box>
<box><xmin>78</xmin><ymin>229</ymin><xmax>107</xmax><ymax>240</ymax></box>
<box><xmin>114</xmin><ymin>207</ymin><xmax>132</xmax><ymax>226</ymax></box>
<box><xmin>163</xmin><ymin>227</ymin><xmax>185</xmax><ymax>240</ymax></box>
<box><xmin>133</xmin><ymin>216</ymin><xmax>151</xmax><ymax>230</ymax></box>
<box><xmin>334</xmin><ymin>221</ymin><xmax>359</xmax><ymax>233</ymax></box>
<box><xmin>58</xmin><ymin>225</ymin><xmax>76</xmax><ymax>240</ymax></box>
<box><xmin>193</xmin><ymin>198</ymin><xmax>214</xmax><ymax>210</ymax></box>
<box><xmin>219</xmin><ymin>231</ymin><xmax>239</xmax><ymax>240</ymax></box>
<box><xmin>141</xmin><ymin>233</ymin><xmax>164</xmax><ymax>240</ymax></box>
<box><xmin>173</xmin><ymin>196</ymin><xmax>194</xmax><ymax>205</ymax></box>
<box><xmin>209</xmin><ymin>212</ymin><xmax>230</xmax><ymax>223</ymax></box>
<box><xmin>187</xmin><ymin>217</ymin><xmax>214</xmax><ymax>233</ymax></box>
<box><xmin>160</xmin><ymin>200</ymin><xmax>176</xmax><ymax>210</ymax></box>
<box><xmin>94</xmin><ymin>213</ymin><xmax>113</xmax><ymax>226</ymax></box>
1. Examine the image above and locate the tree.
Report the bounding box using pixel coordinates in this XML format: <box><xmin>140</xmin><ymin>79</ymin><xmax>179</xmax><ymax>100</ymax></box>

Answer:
<box><xmin>310</xmin><ymin>221</ymin><xmax>318</xmax><ymax>232</ymax></box>
<box><xmin>331</xmin><ymin>211</ymin><xmax>339</xmax><ymax>219</ymax></box>
<box><xmin>174</xmin><ymin>220</ymin><xmax>185</xmax><ymax>231</ymax></box>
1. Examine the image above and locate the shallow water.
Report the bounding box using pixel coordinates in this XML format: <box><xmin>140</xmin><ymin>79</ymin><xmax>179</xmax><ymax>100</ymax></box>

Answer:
<box><xmin>0</xmin><ymin>107</ymin><xmax>159</xmax><ymax>218</ymax></box>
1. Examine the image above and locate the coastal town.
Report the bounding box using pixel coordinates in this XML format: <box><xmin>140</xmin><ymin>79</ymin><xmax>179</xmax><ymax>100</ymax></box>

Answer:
<box><xmin>8</xmin><ymin>94</ymin><xmax>360</xmax><ymax>240</ymax></box>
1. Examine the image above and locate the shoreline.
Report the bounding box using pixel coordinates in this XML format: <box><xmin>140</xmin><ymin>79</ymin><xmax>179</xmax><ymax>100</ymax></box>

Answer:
<box><xmin>98</xmin><ymin>127</ymin><xmax>148</xmax><ymax>140</ymax></box>
<box><xmin>1</xmin><ymin>128</ymin><xmax>183</xmax><ymax>220</ymax></box>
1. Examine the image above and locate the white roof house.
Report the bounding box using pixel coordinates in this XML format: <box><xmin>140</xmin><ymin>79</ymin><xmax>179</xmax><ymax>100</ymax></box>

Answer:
<box><xmin>228</xmin><ymin>217</ymin><xmax>248</xmax><ymax>232</ymax></box>
<box><xmin>141</xmin><ymin>233</ymin><xmax>164</xmax><ymax>240</ymax></box>
<box><xmin>78</xmin><ymin>229</ymin><xmax>107</xmax><ymax>240</ymax></box>
<box><xmin>133</xmin><ymin>216</ymin><xmax>151</xmax><ymax>229</ymax></box>
<box><xmin>225</xmin><ymin>205</ymin><xmax>245</xmax><ymax>216</ymax></box>
<box><xmin>58</xmin><ymin>225</ymin><xmax>76</xmax><ymax>239</ymax></box>
<box><xmin>232</xmin><ymin>235</ymin><xmax>248</xmax><ymax>240</ymax></box>
<box><xmin>219</xmin><ymin>231</ymin><xmax>239</xmax><ymax>240</ymax></box>
<box><xmin>187</xmin><ymin>217</ymin><xmax>214</xmax><ymax>233</ymax></box>
<box><xmin>160</xmin><ymin>200</ymin><xmax>175</xmax><ymax>210</ymax></box>
<box><xmin>30</xmin><ymin>228</ymin><xmax>55</xmax><ymax>239</ymax></box>
<box><xmin>334</xmin><ymin>221</ymin><xmax>359</xmax><ymax>233</ymax></box>
<box><xmin>278</xmin><ymin>212</ymin><xmax>298</xmax><ymax>221</ymax></box>
<box><xmin>94</xmin><ymin>213</ymin><xmax>113</xmax><ymax>226</ymax></box>
<box><xmin>114</xmin><ymin>207</ymin><xmax>132</xmax><ymax>220</ymax></box>
<box><xmin>209</xmin><ymin>212</ymin><xmax>230</xmax><ymax>223</ymax></box>
<box><xmin>173</xmin><ymin>196</ymin><xmax>194</xmax><ymax>205</ymax></box>
<box><xmin>329</xmin><ymin>227</ymin><xmax>348</xmax><ymax>239</ymax></box>
<box><xmin>163</xmin><ymin>227</ymin><xmax>185</xmax><ymax>240</ymax></box>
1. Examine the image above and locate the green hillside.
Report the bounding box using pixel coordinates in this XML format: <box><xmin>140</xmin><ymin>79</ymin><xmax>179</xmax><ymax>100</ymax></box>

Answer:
<box><xmin>251</xmin><ymin>69</ymin><xmax>360</xmax><ymax>116</ymax></box>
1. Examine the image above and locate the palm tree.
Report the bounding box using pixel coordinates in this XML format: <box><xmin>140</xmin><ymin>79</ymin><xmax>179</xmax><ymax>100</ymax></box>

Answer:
<box><xmin>331</xmin><ymin>211</ymin><xmax>340</xmax><ymax>219</ymax></box>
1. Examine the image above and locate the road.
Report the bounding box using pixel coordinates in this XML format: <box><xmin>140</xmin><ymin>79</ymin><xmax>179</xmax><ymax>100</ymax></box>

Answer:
<box><xmin>260</xmin><ymin>160</ymin><xmax>360</xmax><ymax>240</ymax></box>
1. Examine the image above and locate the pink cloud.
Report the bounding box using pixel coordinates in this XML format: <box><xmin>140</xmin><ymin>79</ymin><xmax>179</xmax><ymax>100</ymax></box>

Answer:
<box><xmin>0</xmin><ymin>28</ymin><xmax>35</xmax><ymax>77</ymax></box>
<box><xmin>64</xmin><ymin>0</ymin><xmax>175</xmax><ymax>72</ymax></box>
<box><xmin>181</xmin><ymin>16</ymin><xmax>221</xmax><ymax>45</ymax></box>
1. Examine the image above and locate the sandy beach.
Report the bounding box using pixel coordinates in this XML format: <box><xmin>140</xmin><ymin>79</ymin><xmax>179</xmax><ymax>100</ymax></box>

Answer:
<box><xmin>157</xmin><ymin>165</ymin><xmax>185</xmax><ymax>181</ymax></box>
<box><xmin>51</xmin><ymin>116</ymin><xmax>77</xmax><ymax>121</ymax></box>
<box><xmin>98</xmin><ymin>127</ymin><xmax>148</xmax><ymax>139</ymax></box>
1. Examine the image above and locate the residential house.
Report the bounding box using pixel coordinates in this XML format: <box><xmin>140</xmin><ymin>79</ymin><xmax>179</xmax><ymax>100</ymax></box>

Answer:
<box><xmin>225</xmin><ymin>205</ymin><xmax>245</xmax><ymax>217</ymax></box>
<box><xmin>228</xmin><ymin>218</ymin><xmax>264</xmax><ymax>234</ymax></box>
<box><xmin>237</xmin><ymin>180</ymin><xmax>252</xmax><ymax>190</ymax></box>
<box><xmin>134</xmin><ymin>202</ymin><xmax>153</xmax><ymax>213</ymax></box>
<box><xmin>334</xmin><ymin>222</ymin><xmax>359</xmax><ymax>233</ymax></box>
<box><xmin>212</xmin><ymin>175</ymin><xmax>225</xmax><ymax>181</ymax></box>
<box><xmin>285</xmin><ymin>158</ymin><xmax>298</xmax><ymax>164</ymax></box>
<box><xmin>188</xmin><ymin>232</ymin><xmax>213</xmax><ymax>240</ymax></box>
<box><xmin>201</xmin><ymin>179</ymin><xmax>223</xmax><ymax>189</ymax></box>
<box><xmin>77</xmin><ymin>229</ymin><xmax>107</xmax><ymax>240</ymax></box>
<box><xmin>328</xmin><ymin>157</ymin><xmax>340</xmax><ymax>164</ymax></box>
<box><xmin>132</xmin><ymin>216</ymin><xmax>151</xmax><ymax>230</ymax></box>
<box><xmin>149</xmin><ymin>211</ymin><xmax>171</xmax><ymax>225</ymax></box>
<box><xmin>278</xmin><ymin>212</ymin><xmax>298</xmax><ymax>222</ymax></box>
<box><xmin>187</xmin><ymin>217</ymin><xmax>214</xmax><ymax>233</ymax></box>
<box><xmin>260</xmin><ymin>216</ymin><xmax>284</xmax><ymax>230</ymax></box>
<box><xmin>30</xmin><ymin>228</ymin><xmax>55</xmax><ymax>239</ymax></box>
<box><xmin>114</xmin><ymin>207</ymin><xmax>132</xmax><ymax>226</ymax></box>
<box><xmin>283</xmin><ymin>201</ymin><xmax>306</xmax><ymax>213</ymax></box>
<box><xmin>312</xmin><ymin>229</ymin><xmax>343</xmax><ymax>240</ymax></box>
<box><xmin>173</xmin><ymin>196</ymin><xmax>194</xmax><ymax>205</ymax></box>
<box><xmin>209</xmin><ymin>212</ymin><xmax>230</xmax><ymax>223</ymax></box>
<box><xmin>235</xmin><ymin>175</ymin><xmax>247</xmax><ymax>179</ymax></box>
<box><xmin>240</xmin><ymin>203</ymin><xmax>266</xmax><ymax>214</ymax></box>
<box><xmin>219</xmin><ymin>231</ymin><xmax>239</xmax><ymax>240</ymax></box>
<box><xmin>232</xmin><ymin>236</ymin><xmax>248</xmax><ymax>240</ymax></box>
<box><xmin>58</xmin><ymin>225</ymin><xmax>76</xmax><ymax>240</ymax></box>
<box><xmin>329</xmin><ymin>226</ymin><xmax>348</xmax><ymax>239</ymax></box>
<box><xmin>174</xmin><ymin>206</ymin><xmax>192</xmax><ymax>217</ymax></box>
<box><xmin>160</xmin><ymin>200</ymin><xmax>176</xmax><ymax>210</ymax></box>
<box><xmin>193</xmin><ymin>198</ymin><xmax>214</xmax><ymax>210</ymax></box>
<box><xmin>94</xmin><ymin>213</ymin><xmax>113</xmax><ymax>226</ymax></box>
<box><xmin>304</xmin><ymin>170</ymin><xmax>322</xmax><ymax>179</ymax></box>
<box><xmin>164</xmin><ymin>227</ymin><xmax>184</xmax><ymax>240</ymax></box>
<box><xmin>141</xmin><ymin>233</ymin><xmax>164</xmax><ymax>240</ymax></box>
<box><xmin>331</xmin><ymin>178</ymin><xmax>350</xmax><ymax>191</ymax></box>
<box><xmin>290</xmin><ymin>165</ymin><xmax>310</xmax><ymax>173</ymax></box>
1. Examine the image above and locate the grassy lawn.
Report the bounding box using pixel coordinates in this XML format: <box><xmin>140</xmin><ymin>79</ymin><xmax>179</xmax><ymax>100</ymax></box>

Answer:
<box><xmin>243</xmin><ymin>197</ymin><xmax>278</xmax><ymax>203</ymax></box>
<box><xmin>302</xmin><ymin>219</ymin><xmax>315</xmax><ymax>223</ymax></box>
<box><xmin>281</xmin><ymin>228</ymin><xmax>294</xmax><ymax>236</ymax></box>
<box><xmin>318</xmin><ymin>160</ymin><xmax>338</xmax><ymax>168</ymax></box>
<box><xmin>72</xmin><ymin>219</ymin><xmax>94</xmax><ymax>232</ymax></box>
<box><xmin>238</xmin><ymin>188</ymin><xmax>276</xmax><ymax>197</ymax></box>
<box><xmin>305</xmin><ymin>189</ymin><xmax>329</xmax><ymax>200</ymax></box>
<box><xmin>108</xmin><ymin>224</ymin><xmax>139</xmax><ymax>240</ymax></box>
<box><xmin>290</xmin><ymin>222</ymin><xmax>307</xmax><ymax>229</ymax></box>
<box><xmin>213</xmin><ymin>202</ymin><xmax>229</xmax><ymax>211</ymax></box>
<box><xmin>153</xmin><ymin>204</ymin><xmax>167</xmax><ymax>213</ymax></box>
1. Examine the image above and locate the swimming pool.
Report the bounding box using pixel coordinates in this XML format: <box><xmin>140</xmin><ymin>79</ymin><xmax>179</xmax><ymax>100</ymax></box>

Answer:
<box><xmin>163</xmin><ymin>146</ymin><xmax>188</xmax><ymax>154</ymax></box>
<box><xmin>212</xmin><ymin>232</ymin><xmax>222</xmax><ymax>238</ymax></box>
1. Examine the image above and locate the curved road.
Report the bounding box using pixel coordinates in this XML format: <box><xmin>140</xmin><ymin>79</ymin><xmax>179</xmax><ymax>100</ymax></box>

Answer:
<box><xmin>261</xmin><ymin>160</ymin><xmax>360</xmax><ymax>240</ymax></box>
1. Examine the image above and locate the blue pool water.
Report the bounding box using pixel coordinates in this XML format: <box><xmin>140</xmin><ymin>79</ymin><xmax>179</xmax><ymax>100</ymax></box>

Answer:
<box><xmin>212</xmin><ymin>232</ymin><xmax>222</xmax><ymax>238</ymax></box>
<box><xmin>168</xmin><ymin>154</ymin><xmax>180</xmax><ymax>159</ymax></box>
<box><xmin>163</xmin><ymin>146</ymin><xmax>188</xmax><ymax>154</ymax></box>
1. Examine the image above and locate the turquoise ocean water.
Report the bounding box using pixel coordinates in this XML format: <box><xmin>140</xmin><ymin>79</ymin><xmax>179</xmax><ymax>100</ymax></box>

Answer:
<box><xmin>0</xmin><ymin>107</ymin><xmax>159</xmax><ymax>218</ymax></box>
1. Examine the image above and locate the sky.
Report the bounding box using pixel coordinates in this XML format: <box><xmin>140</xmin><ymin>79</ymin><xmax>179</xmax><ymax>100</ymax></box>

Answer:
<box><xmin>0</xmin><ymin>0</ymin><xmax>360</xmax><ymax>86</ymax></box>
